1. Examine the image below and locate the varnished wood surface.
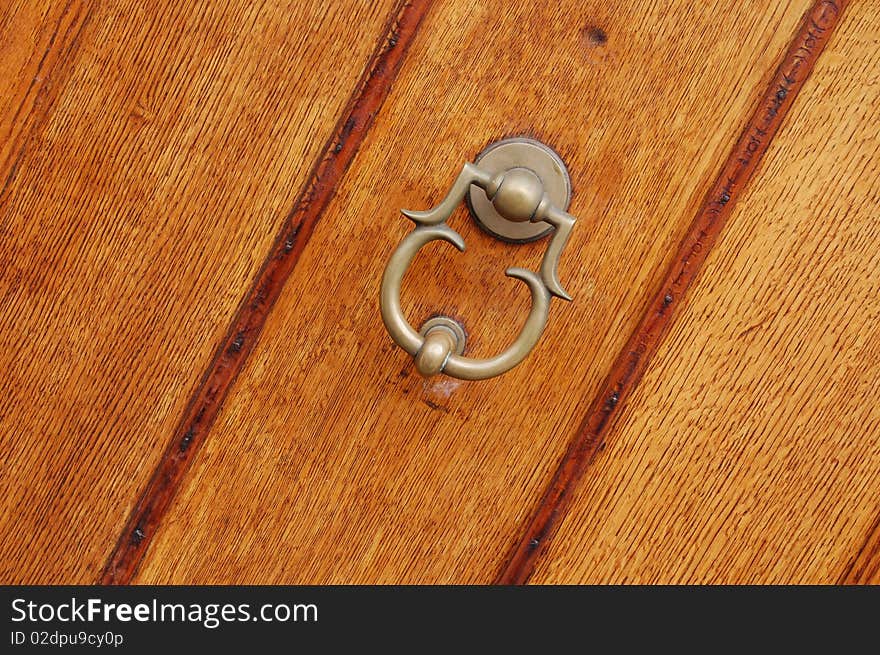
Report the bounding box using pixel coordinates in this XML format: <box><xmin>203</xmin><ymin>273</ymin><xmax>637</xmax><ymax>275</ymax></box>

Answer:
<box><xmin>1</xmin><ymin>1</ymin><xmax>90</xmax><ymax>188</ymax></box>
<box><xmin>99</xmin><ymin>0</ymin><xmax>427</xmax><ymax>585</ymax></box>
<box><xmin>846</xmin><ymin>512</ymin><xmax>880</xmax><ymax>583</ymax></box>
<box><xmin>3</xmin><ymin>0</ymin><xmax>877</xmax><ymax>585</ymax></box>
<box><xmin>0</xmin><ymin>0</ymin><xmax>397</xmax><ymax>583</ymax></box>
<box><xmin>531</xmin><ymin>1</ymin><xmax>880</xmax><ymax>583</ymax></box>
<box><xmin>499</xmin><ymin>0</ymin><xmax>850</xmax><ymax>583</ymax></box>
<box><xmin>134</xmin><ymin>0</ymin><xmax>813</xmax><ymax>583</ymax></box>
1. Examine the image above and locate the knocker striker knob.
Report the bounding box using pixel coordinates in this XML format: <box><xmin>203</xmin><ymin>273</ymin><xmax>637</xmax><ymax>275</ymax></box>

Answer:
<box><xmin>379</xmin><ymin>137</ymin><xmax>578</xmax><ymax>381</ymax></box>
<box><xmin>415</xmin><ymin>330</ymin><xmax>456</xmax><ymax>377</ymax></box>
<box><xmin>414</xmin><ymin>318</ymin><xmax>467</xmax><ymax>377</ymax></box>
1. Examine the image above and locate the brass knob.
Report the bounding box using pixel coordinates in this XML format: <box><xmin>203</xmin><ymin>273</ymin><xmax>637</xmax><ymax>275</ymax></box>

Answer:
<box><xmin>487</xmin><ymin>167</ymin><xmax>545</xmax><ymax>222</ymax></box>
<box><xmin>379</xmin><ymin>137</ymin><xmax>578</xmax><ymax>381</ymax></box>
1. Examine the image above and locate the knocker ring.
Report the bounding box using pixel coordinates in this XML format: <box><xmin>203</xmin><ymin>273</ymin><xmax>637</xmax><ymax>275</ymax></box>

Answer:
<box><xmin>379</xmin><ymin>137</ymin><xmax>578</xmax><ymax>381</ymax></box>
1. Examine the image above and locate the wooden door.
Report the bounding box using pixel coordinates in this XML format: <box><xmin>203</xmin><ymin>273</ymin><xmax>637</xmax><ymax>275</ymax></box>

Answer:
<box><xmin>2</xmin><ymin>0</ymin><xmax>878</xmax><ymax>584</ymax></box>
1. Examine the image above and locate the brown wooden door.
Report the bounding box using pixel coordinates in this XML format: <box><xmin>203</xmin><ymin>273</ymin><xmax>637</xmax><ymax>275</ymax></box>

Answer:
<box><xmin>2</xmin><ymin>0</ymin><xmax>878</xmax><ymax>584</ymax></box>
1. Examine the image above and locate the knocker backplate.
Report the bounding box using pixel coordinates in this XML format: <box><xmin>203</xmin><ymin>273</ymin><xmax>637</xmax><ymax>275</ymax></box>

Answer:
<box><xmin>466</xmin><ymin>137</ymin><xmax>572</xmax><ymax>243</ymax></box>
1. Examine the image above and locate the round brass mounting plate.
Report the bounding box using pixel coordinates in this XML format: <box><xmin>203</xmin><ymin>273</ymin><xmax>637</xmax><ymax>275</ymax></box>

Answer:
<box><xmin>467</xmin><ymin>137</ymin><xmax>572</xmax><ymax>243</ymax></box>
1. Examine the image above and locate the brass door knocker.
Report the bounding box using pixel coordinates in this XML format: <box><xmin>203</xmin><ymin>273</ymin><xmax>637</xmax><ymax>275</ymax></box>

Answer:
<box><xmin>380</xmin><ymin>137</ymin><xmax>577</xmax><ymax>380</ymax></box>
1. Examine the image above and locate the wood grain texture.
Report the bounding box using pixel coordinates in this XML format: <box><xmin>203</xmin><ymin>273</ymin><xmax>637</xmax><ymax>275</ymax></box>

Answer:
<box><xmin>1</xmin><ymin>0</ymin><xmax>92</xmax><ymax>190</ymax></box>
<box><xmin>530</xmin><ymin>1</ymin><xmax>880</xmax><ymax>584</ymax></box>
<box><xmin>135</xmin><ymin>0</ymin><xmax>813</xmax><ymax>584</ymax></box>
<box><xmin>0</xmin><ymin>0</ymin><xmax>397</xmax><ymax>583</ymax></box>
<box><xmin>499</xmin><ymin>0</ymin><xmax>850</xmax><ymax>584</ymax></box>
<box><xmin>844</xmin><ymin>513</ymin><xmax>880</xmax><ymax>583</ymax></box>
<box><xmin>100</xmin><ymin>0</ymin><xmax>430</xmax><ymax>584</ymax></box>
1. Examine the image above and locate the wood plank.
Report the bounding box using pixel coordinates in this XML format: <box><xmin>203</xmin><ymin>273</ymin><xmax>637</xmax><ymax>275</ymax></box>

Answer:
<box><xmin>530</xmin><ymin>1</ymin><xmax>880</xmax><ymax>584</ymax></box>
<box><xmin>499</xmin><ymin>0</ymin><xmax>850</xmax><ymax>583</ymax></box>
<box><xmin>100</xmin><ymin>0</ymin><xmax>431</xmax><ymax>584</ymax></box>
<box><xmin>134</xmin><ymin>1</ymin><xmax>815</xmax><ymax>583</ymax></box>
<box><xmin>0</xmin><ymin>0</ymin><xmax>397</xmax><ymax>583</ymax></box>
